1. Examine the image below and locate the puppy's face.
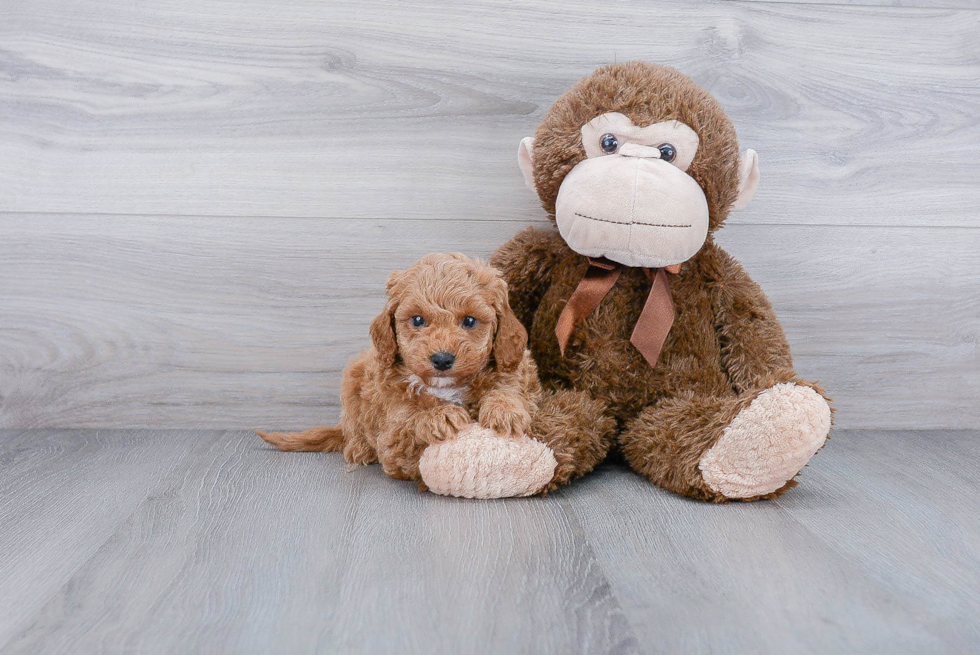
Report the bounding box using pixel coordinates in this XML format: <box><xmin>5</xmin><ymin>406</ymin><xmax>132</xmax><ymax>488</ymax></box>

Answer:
<box><xmin>394</xmin><ymin>282</ymin><xmax>496</xmax><ymax>387</ymax></box>
<box><xmin>370</xmin><ymin>254</ymin><xmax>527</xmax><ymax>387</ymax></box>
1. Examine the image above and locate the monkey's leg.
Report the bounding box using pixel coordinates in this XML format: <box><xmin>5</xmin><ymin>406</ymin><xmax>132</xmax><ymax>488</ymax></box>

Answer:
<box><xmin>531</xmin><ymin>390</ymin><xmax>617</xmax><ymax>491</ymax></box>
<box><xmin>620</xmin><ymin>383</ymin><xmax>831</xmax><ymax>502</ymax></box>
<box><xmin>417</xmin><ymin>390</ymin><xmax>616</xmax><ymax>498</ymax></box>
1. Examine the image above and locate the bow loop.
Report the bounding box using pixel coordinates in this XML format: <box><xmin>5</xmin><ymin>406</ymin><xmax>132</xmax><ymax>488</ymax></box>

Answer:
<box><xmin>555</xmin><ymin>260</ymin><xmax>676</xmax><ymax>369</ymax></box>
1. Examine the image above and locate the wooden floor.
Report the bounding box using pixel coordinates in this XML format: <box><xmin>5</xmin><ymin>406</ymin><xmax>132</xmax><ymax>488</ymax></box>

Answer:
<box><xmin>0</xmin><ymin>429</ymin><xmax>976</xmax><ymax>654</ymax></box>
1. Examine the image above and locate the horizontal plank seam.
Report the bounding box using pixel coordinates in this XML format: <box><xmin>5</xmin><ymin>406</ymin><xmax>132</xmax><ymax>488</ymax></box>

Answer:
<box><xmin>0</xmin><ymin>211</ymin><xmax>549</xmax><ymax>224</ymax></box>
<box><xmin>1</xmin><ymin>211</ymin><xmax>978</xmax><ymax>230</ymax></box>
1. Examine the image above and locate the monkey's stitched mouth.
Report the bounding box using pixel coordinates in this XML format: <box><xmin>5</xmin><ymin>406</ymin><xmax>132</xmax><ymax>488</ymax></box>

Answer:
<box><xmin>574</xmin><ymin>212</ymin><xmax>692</xmax><ymax>228</ymax></box>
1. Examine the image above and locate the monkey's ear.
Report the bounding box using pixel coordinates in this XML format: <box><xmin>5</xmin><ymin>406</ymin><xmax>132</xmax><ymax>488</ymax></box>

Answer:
<box><xmin>732</xmin><ymin>149</ymin><xmax>760</xmax><ymax>211</ymax></box>
<box><xmin>517</xmin><ymin>137</ymin><xmax>536</xmax><ymax>191</ymax></box>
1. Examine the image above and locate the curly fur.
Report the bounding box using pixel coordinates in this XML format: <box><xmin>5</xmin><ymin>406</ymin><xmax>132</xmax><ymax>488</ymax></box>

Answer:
<box><xmin>258</xmin><ymin>253</ymin><xmax>542</xmax><ymax>483</ymax></box>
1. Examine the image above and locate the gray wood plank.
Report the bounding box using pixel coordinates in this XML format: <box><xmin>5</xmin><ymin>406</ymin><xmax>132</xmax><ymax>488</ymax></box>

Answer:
<box><xmin>727</xmin><ymin>0</ymin><xmax>975</xmax><ymax>9</ymax></box>
<box><xmin>0</xmin><ymin>214</ymin><xmax>533</xmax><ymax>430</ymax></box>
<box><xmin>3</xmin><ymin>431</ymin><xmax>368</xmax><ymax>654</ymax></box>
<box><xmin>713</xmin><ymin>224</ymin><xmax>980</xmax><ymax>430</ymax></box>
<box><xmin>3</xmin><ymin>429</ymin><xmax>978</xmax><ymax>654</ymax></box>
<box><xmin>562</xmin><ymin>453</ymin><xmax>952</xmax><ymax>654</ymax></box>
<box><xmin>1</xmin><ymin>0</ymin><xmax>977</xmax><ymax>227</ymax></box>
<box><xmin>774</xmin><ymin>430</ymin><xmax>980</xmax><ymax>646</ymax></box>
<box><xmin>2</xmin><ymin>215</ymin><xmax>977</xmax><ymax>430</ymax></box>
<box><xmin>0</xmin><ymin>429</ymin><xmax>218</xmax><ymax>648</ymax></box>
<box><xmin>4</xmin><ymin>430</ymin><xmax>640</xmax><ymax>655</ymax></box>
<box><xmin>325</xmin><ymin>455</ymin><xmax>638</xmax><ymax>654</ymax></box>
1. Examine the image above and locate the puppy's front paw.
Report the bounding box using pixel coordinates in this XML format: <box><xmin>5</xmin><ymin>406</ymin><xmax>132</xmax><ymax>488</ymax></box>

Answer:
<box><xmin>418</xmin><ymin>405</ymin><xmax>472</xmax><ymax>444</ymax></box>
<box><xmin>478</xmin><ymin>401</ymin><xmax>531</xmax><ymax>439</ymax></box>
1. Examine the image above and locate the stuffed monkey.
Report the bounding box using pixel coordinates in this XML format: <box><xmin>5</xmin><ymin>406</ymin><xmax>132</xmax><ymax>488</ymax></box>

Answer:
<box><xmin>488</xmin><ymin>62</ymin><xmax>832</xmax><ymax>501</ymax></box>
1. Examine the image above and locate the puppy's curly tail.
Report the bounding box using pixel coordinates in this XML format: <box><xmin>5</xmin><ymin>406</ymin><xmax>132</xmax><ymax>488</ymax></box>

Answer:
<box><xmin>256</xmin><ymin>426</ymin><xmax>344</xmax><ymax>452</ymax></box>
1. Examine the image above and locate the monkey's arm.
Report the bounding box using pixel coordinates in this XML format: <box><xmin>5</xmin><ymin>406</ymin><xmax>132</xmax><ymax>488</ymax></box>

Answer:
<box><xmin>490</xmin><ymin>227</ymin><xmax>568</xmax><ymax>330</ymax></box>
<box><xmin>708</xmin><ymin>246</ymin><xmax>800</xmax><ymax>393</ymax></box>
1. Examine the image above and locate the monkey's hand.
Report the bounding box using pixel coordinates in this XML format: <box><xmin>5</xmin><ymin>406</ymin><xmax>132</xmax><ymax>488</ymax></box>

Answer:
<box><xmin>419</xmin><ymin>424</ymin><xmax>557</xmax><ymax>499</ymax></box>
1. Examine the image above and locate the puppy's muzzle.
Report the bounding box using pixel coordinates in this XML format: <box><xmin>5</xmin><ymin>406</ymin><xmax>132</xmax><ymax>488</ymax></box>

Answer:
<box><xmin>430</xmin><ymin>352</ymin><xmax>456</xmax><ymax>371</ymax></box>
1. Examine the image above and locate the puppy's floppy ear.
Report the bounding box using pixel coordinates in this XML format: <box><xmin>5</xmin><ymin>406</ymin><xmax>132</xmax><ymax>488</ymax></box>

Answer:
<box><xmin>491</xmin><ymin>279</ymin><xmax>527</xmax><ymax>373</ymax></box>
<box><xmin>370</xmin><ymin>269</ymin><xmax>405</xmax><ymax>368</ymax></box>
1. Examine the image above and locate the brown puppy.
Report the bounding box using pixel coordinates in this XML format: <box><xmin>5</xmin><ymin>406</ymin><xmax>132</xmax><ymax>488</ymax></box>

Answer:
<box><xmin>258</xmin><ymin>253</ymin><xmax>545</xmax><ymax>487</ymax></box>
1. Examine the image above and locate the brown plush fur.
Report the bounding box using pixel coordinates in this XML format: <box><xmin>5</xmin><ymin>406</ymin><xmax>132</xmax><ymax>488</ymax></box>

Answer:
<box><xmin>259</xmin><ymin>253</ymin><xmax>542</xmax><ymax>482</ymax></box>
<box><xmin>491</xmin><ymin>63</ymin><xmax>832</xmax><ymax>502</ymax></box>
<box><xmin>528</xmin><ymin>63</ymin><xmax>741</xmax><ymax>231</ymax></box>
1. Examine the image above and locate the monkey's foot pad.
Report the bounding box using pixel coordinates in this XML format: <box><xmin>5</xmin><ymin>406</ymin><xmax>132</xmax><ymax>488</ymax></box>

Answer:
<box><xmin>699</xmin><ymin>383</ymin><xmax>832</xmax><ymax>499</ymax></box>
<box><xmin>419</xmin><ymin>424</ymin><xmax>557</xmax><ymax>499</ymax></box>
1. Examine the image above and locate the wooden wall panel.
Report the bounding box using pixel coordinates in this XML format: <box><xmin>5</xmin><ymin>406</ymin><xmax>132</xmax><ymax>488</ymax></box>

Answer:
<box><xmin>727</xmin><ymin>0</ymin><xmax>974</xmax><ymax>8</ymax></box>
<box><xmin>1</xmin><ymin>1</ymin><xmax>977</xmax><ymax>226</ymax></box>
<box><xmin>1</xmin><ymin>214</ymin><xmax>975</xmax><ymax>429</ymax></box>
<box><xmin>1</xmin><ymin>0</ymin><xmax>978</xmax><ymax>429</ymax></box>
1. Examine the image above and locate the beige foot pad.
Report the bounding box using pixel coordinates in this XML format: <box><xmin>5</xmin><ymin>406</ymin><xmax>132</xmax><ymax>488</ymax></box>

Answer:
<box><xmin>699</xmin><ymin>383</ymin><xmax>832</xmax><ymax>499</ymax></box>
<box><xmin>419</xmin><ymin>424</ymin><xmax>557</xmax><ymax>499</ymax></box>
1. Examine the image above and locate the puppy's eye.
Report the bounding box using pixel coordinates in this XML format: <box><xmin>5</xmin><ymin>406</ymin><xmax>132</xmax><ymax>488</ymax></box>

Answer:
<box><xmin>411</xmin><ymin>316</ymin><xmax>426</xmax><ymax>328</ymax></box>
<box><xmin>461</xmin><ymin>316</ymin><xmax>478</xmax><ymax>329</ymax></box>
<box><xmin>658</xmin><ymin>143</ymin><xmax>676</xmax><ymax>163</ymax></box>
<box><xmin>600</xmin><ymin>133</ymin><xmax>619</xmax><ymax>154</ymax></box>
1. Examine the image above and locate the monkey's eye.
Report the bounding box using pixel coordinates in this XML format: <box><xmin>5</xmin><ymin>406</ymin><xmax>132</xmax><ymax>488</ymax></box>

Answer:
<box><xmin>461</xmin><ymin>316</ymin><xmax>478</xmax><ymax>329</ymax></box>
<box><xmin>411</xmin><ymin>316</ymin><xmax>426</xmax><ymax>327</ymax></box>
<box><xmin>658</xmin><ymin>144</ymin><xmax>676</xmax><ymax>163</ymax></box>
<box><xmin>600</xmin><ymin>133</ymin><xmax>619</xmax><ymax>154</ymax></box>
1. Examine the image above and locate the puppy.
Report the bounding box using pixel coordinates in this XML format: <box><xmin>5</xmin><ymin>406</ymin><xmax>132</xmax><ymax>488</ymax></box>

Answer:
<box><xmin>258</xmin><ymin>253</ymin><xmax>543</xmax><ymax>485</ymax></box>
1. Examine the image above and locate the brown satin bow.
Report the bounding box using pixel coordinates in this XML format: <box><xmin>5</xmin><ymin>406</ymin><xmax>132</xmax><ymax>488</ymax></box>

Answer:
<box><xmin>555</xmin><ymin>258</ymin><xmax>680</xmax><ymax>369</ymax></box>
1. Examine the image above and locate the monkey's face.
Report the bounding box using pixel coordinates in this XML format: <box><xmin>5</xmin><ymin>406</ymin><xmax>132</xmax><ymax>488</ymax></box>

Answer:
<box><xmin>553</xmin><ymin>112</ymin><xmax>709</xmax><ymax>269</ymax></box>
<box><xmin>518</xmin><ymin>63</ymin><xmax>761</xmax><ymax>269</ymax></box>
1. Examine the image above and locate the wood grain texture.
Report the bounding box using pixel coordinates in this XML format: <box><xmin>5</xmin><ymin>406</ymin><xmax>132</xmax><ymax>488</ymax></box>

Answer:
<box><xmin>1</xmin><ymin>214</ymin><xmax>977</xmax><ymax>430</ymax></box>
<box><xmin>2</xmin><ymin>429</ymin><xmax>978</xmax><ymax>654</ymax></box>
<box><xmin>563</xmin><ymin>470</ymin><xmax>944</xmax><ymax>654</ymax></box>
<box><xmin>0</xmin><ymin>429</ymin><xmax>218</xmax><ymax>648</ymax></box>
<box><xmin>1</xmin><ymin>0</ymin><xmax>978</xmax><ymax>227</ymax></box>
<box><xmin>5</xmin><ymin>431</ymin><xmax>370</xmax><ymax>654</ymax></box>
<box><xmin>323</xmin><ymin>457</ymin><xmax>638</xmax><ymax>654</ymax></box>
<box><xmin>774</xmin><ymin>430</ymin><xmax>980</xmax><ymax>647</ymax></box>
<box><xmin>728</xmin><ymin>0</ymin><xmax>975</xmax><ymax>9</ymax></box>
<box><xmin>1</xmin><ymin>0</ymin><xmax>978</xmax><ymax>430</ymax></box>
<box><xmin>3</xmin><ymin>430</ymin><xmax>640</xmax><ymax>654</ymax></box>
<box><xmin>561</xmin><ymin>429</ymin><xmax>980</xmax><ymax>654</ymax></box>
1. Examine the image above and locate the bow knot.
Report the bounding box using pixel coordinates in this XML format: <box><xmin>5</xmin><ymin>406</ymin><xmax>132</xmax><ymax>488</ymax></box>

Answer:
<box><xmin>555</xmin><ymin>258</ymin><xmax>678</xmax><ymax>369</ymax></box>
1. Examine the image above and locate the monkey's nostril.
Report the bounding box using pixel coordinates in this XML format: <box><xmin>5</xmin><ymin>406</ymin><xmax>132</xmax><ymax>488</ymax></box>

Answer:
<box><xmin>430</xmin><ymin>352</ymin><xmax>455</xmax><ymax>371</ymax></box>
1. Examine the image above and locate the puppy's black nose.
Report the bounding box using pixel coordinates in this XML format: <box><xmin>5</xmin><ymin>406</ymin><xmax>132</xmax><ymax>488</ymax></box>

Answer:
<box><xmin>430</xmin><ymin>352</ymin><xmax>455</xmax><ymax>371</ymax></box>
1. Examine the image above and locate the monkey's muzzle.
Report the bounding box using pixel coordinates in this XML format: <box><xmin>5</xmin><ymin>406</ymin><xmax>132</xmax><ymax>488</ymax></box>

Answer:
<box><xmin>555</xmin><ymin>155</ymin><xmax>709</xmax><ymax>269</ymax></box>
